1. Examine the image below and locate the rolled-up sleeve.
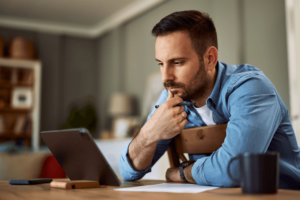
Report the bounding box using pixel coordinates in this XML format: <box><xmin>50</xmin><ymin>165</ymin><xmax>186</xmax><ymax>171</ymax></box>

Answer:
<box><xmin>119</xmin><ymin>138</ymin><xmax>172</xmax><ymax>181</ymax></box>
<box><xmin>119</xmin><ymin>141</ymin><xmax>152</xmax><ymax>181</ymax></box>
<box><xmin>191</xmin><ymin>74</ymin><xmax>284</xmax><ymax>186</ymax></box>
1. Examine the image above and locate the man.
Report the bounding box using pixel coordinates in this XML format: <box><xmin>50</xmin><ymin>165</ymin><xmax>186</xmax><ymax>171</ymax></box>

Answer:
<box><xmin>119</xmin><ymin>10</ymin><xmax>300</xmax><ymax>189</ymax></box>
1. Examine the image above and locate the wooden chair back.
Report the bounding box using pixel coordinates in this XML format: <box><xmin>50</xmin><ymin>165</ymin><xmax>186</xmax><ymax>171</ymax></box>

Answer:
<box><xmin>167</xmin><ymin>123</ymin><xmax>227</xmax><ymax>168</ymax></box>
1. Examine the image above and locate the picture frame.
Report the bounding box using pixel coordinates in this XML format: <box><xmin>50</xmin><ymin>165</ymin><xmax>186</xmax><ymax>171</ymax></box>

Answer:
<box><xmin>112</xmin><ymin>117</ymin><xmax>131</xmax><ymax>138</ymax></box>
<box><xmin>11</xmin><ymin>87</ymin><xmax>33</xmax><ymax>109</ymax></box>
<box><xmin>112</xmin><ymin>117</ymin><xmax>139</xmax><ymax>138</ymax></box>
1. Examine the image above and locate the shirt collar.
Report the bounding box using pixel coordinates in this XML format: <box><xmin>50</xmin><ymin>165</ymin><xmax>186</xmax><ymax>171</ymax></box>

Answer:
<box><xmin>206</xmin><ymin>61</ymin><xmax>225</xmax><ymax>108</ymax></box>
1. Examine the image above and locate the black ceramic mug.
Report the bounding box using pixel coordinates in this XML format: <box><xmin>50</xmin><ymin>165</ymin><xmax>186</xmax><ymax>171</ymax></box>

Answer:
<box><xmin>227</xmin><ymin>152</ymin><xmax>279</xmax><ymax>194</ymax></box>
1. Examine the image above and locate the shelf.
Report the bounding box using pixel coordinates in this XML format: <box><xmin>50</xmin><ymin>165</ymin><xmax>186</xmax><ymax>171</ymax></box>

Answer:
<box><xmin>0</xmin><ymin>132</ymin><xmax>31</xmax><ymax>139</ymax></box>
<box><xmin>0</xmin><ymin>108</ymin><xmax>31</xmax><ymax>113</ymax></box>
<box><xmin>0</xmin><ymin>82</ymin><xmax>33</xmax><ymax>88</ymax></box>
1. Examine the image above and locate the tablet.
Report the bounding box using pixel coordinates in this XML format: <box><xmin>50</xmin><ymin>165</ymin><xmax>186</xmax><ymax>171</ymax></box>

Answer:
<box><xmin>9</xmin><ymin>178</ymin><xmax>53</xmax><ymax>185</ymax></box>
<box><xmin>41</xmin><ymin>128</ymin><xmax>121</xmax><ymax>186</ymax></box>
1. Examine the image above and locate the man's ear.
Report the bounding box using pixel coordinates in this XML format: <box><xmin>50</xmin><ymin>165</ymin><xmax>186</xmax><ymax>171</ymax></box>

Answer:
<box><xmin>204</xmin><ymin>46</ymin><xmax>218</xmax><ymax>71</ymax></box>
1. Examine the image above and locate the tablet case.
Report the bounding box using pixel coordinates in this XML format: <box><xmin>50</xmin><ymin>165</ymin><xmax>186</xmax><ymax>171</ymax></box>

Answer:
<box><xmin>41</xmin><ymin>128</ymin><xmax>121</xmax><ymax>186</ymax></box>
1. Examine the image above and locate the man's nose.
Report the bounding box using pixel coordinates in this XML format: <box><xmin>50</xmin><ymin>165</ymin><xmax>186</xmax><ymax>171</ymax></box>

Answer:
<box><xmin>161</xmin><ymin>66</ymin><xmax>174</xmax><ymax>83</ymax></box>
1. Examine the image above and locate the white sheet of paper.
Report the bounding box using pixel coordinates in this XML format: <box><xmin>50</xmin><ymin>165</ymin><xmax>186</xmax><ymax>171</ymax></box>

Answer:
<box><xmin>115</xmin><ymin>183</ymin><xmax>219</xmax><ymax>193</ymax></box>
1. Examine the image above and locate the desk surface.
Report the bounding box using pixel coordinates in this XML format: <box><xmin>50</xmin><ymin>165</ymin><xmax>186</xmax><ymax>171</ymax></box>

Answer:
<box><xmin>1</xmin><ymin>179</ymin><xmax>300</xmax><ymax>200</ymax></box>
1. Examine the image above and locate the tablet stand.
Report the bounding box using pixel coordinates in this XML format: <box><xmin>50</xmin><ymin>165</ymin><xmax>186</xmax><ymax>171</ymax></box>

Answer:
<box><xmin>50</xmin><ymin>180</ymin><xmax>107</xmax><ymax>189</ymax></box>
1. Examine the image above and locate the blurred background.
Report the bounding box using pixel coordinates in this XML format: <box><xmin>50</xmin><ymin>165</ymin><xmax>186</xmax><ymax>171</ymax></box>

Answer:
<box><xmin>0</xmin><ymin>0</ymin><xmax>299</xmax><ymax>180</ymax></box>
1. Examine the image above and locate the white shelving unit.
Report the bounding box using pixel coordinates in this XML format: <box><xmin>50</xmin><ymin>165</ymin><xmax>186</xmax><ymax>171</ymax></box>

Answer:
<box><xmin>0</xmin><ymin>58</ymin><xmax>42</xmax><ymax>151</ymax></box>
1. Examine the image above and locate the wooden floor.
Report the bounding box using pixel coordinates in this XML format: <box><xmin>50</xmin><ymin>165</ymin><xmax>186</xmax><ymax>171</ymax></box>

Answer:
<box><xmin>1</xmin><ymin>179</ymin><xmax>300</xmax><ymax>200</ymax></box>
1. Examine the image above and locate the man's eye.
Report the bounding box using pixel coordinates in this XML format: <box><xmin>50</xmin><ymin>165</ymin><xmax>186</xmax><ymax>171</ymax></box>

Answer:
<box><xmin>174</xmin><ymin>62</ymin><xmax>182</xmax><ymax>65</ymax></box>
<box><xmin>158</xmin><ymin>63</ymin><xmax>163</xmax><ymax>66</ymax></box>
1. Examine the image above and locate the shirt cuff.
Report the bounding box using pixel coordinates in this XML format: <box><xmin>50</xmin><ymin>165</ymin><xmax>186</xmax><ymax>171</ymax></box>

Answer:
<box><xmin>191</xmin><ymin>156</ymin><xmax>209</xmax><ymax>185</ymax></box>
<box><xmin>119</xmin><ymin>140</ymin><xmax>152</xmax><ymax>179</ymax></box>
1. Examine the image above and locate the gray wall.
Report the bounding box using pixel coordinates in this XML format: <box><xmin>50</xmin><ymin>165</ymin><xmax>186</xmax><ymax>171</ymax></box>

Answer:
<box><xmin>0</xmin><ymin>0</ymin><xmax>289</xmax><ymax>135</ymax></box>
<box><xmin>244</xmin><ymin>0</ymin><xmax>289</xmax><ymax>109</ymax></box>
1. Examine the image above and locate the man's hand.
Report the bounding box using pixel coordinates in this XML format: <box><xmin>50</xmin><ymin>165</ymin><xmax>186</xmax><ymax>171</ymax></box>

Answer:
<box><xmin>142</xmin><ymin>90</ymin><xmax>188</xmax><ymax>142</ymax></box>
<box><xmin>166</xmin><ymin>163</ymin><xmax>196</xmax><ymax>184</ymax></box>
<box><xmin>128</xmin><ymin>90</ymin><xmax>188</xmax><ymax>171</ymax></box>
<box><xmin>165</xmin><ymin>167</ymin><xmax>185</xmax><ymax>183</ymax></box>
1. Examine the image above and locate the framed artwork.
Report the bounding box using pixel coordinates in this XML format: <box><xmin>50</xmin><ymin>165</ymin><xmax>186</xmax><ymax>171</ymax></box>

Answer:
<box><xmin>112</xmin><ymin>117</ymin><xmax>139</xmax><ymax>138</ymax></box>
<box><xmin>112</xmin><ymin>117</ymin><xmax>131</xmax><ymax>138</ymax></box>
<box><xmin>11</xmin><ymin>87</ymin><xmax>33</xmax><ymax>109</ymax></box>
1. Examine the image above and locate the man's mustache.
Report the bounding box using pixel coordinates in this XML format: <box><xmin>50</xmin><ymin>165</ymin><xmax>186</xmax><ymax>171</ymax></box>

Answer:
<box><xmin>164</xmin><ymin>81</ymin><xmax>185</xmax><ymax>88</ymax></box>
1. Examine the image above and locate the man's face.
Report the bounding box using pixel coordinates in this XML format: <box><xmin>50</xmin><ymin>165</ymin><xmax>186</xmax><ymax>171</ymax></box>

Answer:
<box><xmin>155</xmin><ymin>31</ymin><xmax>211</xmax><ymax>101</ymax></box>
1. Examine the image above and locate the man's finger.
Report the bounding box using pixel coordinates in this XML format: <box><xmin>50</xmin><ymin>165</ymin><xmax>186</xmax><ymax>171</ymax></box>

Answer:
<box><xmin>173</xmin><ymin>106</ymin><xmax>184</xmax><ymax>114</ymax></box>
<box><xmin>179</xmin><ymin>118</ymin><xmax>188</xmax><ymax>129</ymax></box>
<box><xmin>168</xmin><ymin>95</ymin><xmax>183</xmax><ymax>107</ymax></box>
<box><xmin>167</xmin><ymin>89</ymin><xmax>174</xmax><ymax>100</ymax></box>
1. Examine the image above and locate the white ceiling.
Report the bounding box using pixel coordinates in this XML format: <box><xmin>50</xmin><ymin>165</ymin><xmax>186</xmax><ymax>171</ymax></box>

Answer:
<box><xmin>0</xmin><ymin>0</ymin><xmax>165</xmax><ymax>37</ymax></box>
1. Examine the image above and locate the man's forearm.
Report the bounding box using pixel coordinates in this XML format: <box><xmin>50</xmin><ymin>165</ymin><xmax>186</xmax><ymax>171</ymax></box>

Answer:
<box><xmin>128</xmin><ymin>127</ymin><xmax>159</xmax><ymax>171</ymax></box>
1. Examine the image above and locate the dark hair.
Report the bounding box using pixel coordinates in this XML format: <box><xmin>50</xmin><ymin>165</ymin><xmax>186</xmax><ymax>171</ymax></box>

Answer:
<box><xmin>152</xmin><ymin>10</ymin><xmax>218</xmax><ymax>60</ymax></box>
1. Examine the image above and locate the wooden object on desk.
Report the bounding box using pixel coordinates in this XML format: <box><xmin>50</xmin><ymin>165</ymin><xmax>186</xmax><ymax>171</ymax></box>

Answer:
<box><xmin>168</xmin><ymin>123</ymin><xmax>227</xmax><ymax>168</ymax></box>
<box><xmin>1</xmin><ymin>179</ymin><xmax>300</xmax><ymax>200</ymax></box>
<box><xmin>50</xmin><ymin>180</ymin><xmax>105</xmax><ymax>189</ymax></box>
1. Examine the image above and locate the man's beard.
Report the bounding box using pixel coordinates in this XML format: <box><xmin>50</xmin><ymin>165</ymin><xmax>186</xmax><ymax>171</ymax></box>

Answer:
<box><xmin>163</xmin><ymin>59</ymin><xmax>211</xmax><ymax>101</ymax></box>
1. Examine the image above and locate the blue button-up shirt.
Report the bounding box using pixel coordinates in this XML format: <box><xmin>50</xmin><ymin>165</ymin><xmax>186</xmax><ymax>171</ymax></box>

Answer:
<box><xmin>119</xmin><ymin>61</ymin><xmax>300</xmax><ymax>190</ymax></box>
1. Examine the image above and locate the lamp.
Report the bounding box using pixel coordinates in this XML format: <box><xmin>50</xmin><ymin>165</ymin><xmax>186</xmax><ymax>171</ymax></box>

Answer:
<box><xmin>108</xmin><ymin>93</ymin><xmax>135</xmax><ymax>138</ymax></box>
<box><xmin>109</xmin><ymin>93</ymin><xmax>134</xmax><ymax>116</ymax></box>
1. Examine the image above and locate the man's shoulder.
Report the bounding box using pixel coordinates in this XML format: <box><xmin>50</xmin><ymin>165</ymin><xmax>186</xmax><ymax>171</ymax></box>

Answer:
<box><xmin>220</xmin><ymin>62</ymin><xmax>270</xmax><ymax>92</ymax></box>
<box><xmin>221</xmin><ymin>62</ymin><xmax>263</xmax><ymax>80</ymax></box>
<box><xmin>217</xmin><ymin>62</ymin><xmax>285</xmax><ymax>116</ymax></box>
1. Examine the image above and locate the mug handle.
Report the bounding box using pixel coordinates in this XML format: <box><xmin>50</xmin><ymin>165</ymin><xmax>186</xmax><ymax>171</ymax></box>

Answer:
<box><xmin>227</xmin><ymin>156</ymin><xmax>240</xmax><ymax>183</ymax></box>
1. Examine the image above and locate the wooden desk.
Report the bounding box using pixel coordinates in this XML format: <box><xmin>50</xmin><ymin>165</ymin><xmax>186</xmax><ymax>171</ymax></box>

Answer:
<box><xmin>1</xmin><ymin>179</ymin><xmax>299</xmax><ymax>200</ymax></box>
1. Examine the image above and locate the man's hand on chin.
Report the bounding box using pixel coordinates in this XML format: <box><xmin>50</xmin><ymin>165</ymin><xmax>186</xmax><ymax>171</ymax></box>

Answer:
<box><xmin>165</xmin><ymin>168</ymin><xmax>185</xmax><ymax>183</ymax></box>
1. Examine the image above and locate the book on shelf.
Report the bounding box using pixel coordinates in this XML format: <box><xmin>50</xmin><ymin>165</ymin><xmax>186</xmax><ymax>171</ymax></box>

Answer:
<box><xmin>14</xmin><ymin>116</ymin><xmax>26</xmax><ymax>135</ymax></box>
<box><xmin>23</xmin><ymin>117</ymin><xmax>32</xmax><ymax>134</ymax></box>
<box><xmin>0</xmin><ymin>115</ymin><xmax>5</xmax><ymax>134</ymax></box>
